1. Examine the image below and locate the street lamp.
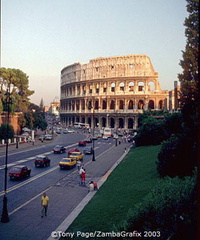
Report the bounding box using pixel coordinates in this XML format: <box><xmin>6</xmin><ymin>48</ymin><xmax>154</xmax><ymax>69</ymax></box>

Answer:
<box><xmin>92</xmin><ymin>106</ymin><xmax>95</xmax><ymax>161</ymax></box>
<box><xmin>1</xmin><ymin>87</ymin><xmax>24</xmax><ymax>223</ymax></box>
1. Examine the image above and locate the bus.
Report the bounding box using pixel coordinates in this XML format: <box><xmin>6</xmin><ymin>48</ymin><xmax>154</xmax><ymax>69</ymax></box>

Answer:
<box><xmin>103</xmin><ymin>127</ymin><xmax>112</xmax><ymax>137</ymax></box>
<box><xmin>74</xmin><ymin>122</ymin><xmax>90</xmax><ymax>129</ymax></box>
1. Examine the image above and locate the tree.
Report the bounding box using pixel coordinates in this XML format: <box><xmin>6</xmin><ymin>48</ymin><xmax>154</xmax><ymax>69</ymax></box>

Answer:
<box><xmin>0</xmin><ymin>124</ymin><xmax>14</xmax><ymax>140</ymax></box>
<box><xmin>178</xmin><ymin>0</ymin><xmax>199</xmax><ymax>122</ymax></box>
<box><xmin>39</xmin><ymin>98</ymin><xmax>45</xmax><ymax>112</ymax></box>
<box><xmin>0</xmin><ymin>68</ymin><xmax>34</xmax><ymax>113</ymax></box>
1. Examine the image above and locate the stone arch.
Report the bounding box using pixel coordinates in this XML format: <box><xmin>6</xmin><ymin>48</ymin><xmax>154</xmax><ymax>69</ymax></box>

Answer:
<box><xmin>148</xmin><ymin>100</ymin><xmax>154</xmax><ymax>109</ymax></box>
<box><xmin>119</xmin><ymin>100</ymin><xmax>124</xmax><ymax>109</ymax></box>
<box><xmin>128</xmin><ymin>118</ymin><xmax>134</xmax><ymax>129</ymax></box>
<box><xmin>101</xmin><ymin>117</ymin><xmax>106</xmax><ymax>128</ymax></box>
<box><xmin>159</xmin><ymin>100</ymin><xmax>164</xmax><ymax>109</ymax></box>
<box><xmin>119</xmin><ymin>82</ymin><xmax>125</xmax><ymax>91</ymax></box>
<box><xmin>94</xmin><ymin>99</ymin><xmax>99</xmax><ymax>110</ymax></box>
<box><xmin>110</xmin><ymin>100</ymin><xmax>115</xmax><ymax>109</ymax></box>
<box><xmin>128</xmin><ymin>100</ymin><xmax>134</xmax><ymax>109</ymax></box>
<box><xmin>111</xmin><ymin>82</ymin><xmax>115</xmax><ymax>92</ymax></box>
<box><xmin>138</xmin><ymin>100</ymin><xmax>144</xmax><ymax>109</ymax></box>
<box><xmin>148</xmin><ymin>81</ymin><xmax>155</xmax><ymax>91</ymax></box>
<box><xmin>128</xmin><ymin>82</ymin><xmax>134</xmax><ymax>91</ymax></box>
<box><xmin>138</xmin><ymin>82</ymin><xmax>145</xmax><ymax>92</ymax></box>
<box><xmin>110</xmin><ymin>118</ymin><xmax>115</xmax><ymax>128</ymax></box>
<box><xmin>118</xmin><ymin>118</ymin><xmax>124</xmax><ymax>128</ymax></box>
<box><xmin>102</xmin><ymin>100</ymin><xmax>107</xmax><ymax>109</ymax></box>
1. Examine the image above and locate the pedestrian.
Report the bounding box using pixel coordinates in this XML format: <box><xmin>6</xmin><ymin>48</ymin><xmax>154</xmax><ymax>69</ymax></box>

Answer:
<box><xmin>41</xmin><ymin>192</ymin><xmax>49</xmax><ymax>218</ymax></box>
<box><xmin>81</xmin><ymin>170</ymin><xmax>86</xmax><ymax>185</ymax></box>
<box><xmin>79</xmin><ymin>167</ymin><xmax>85</xmax><ymax>185</ymax></box>
<box><xmin>77</xmin><ymin>160</ymin><xmax>81</xmax><ymax>171</ymax></box>
<box><xmin>124</xmin><ymin>147</ymin><xmax>127</xmax><ymax>153</ymax></box>
<box><xmin>89</xmin><ymin>181</ymin><xmax>94</xmax><ymax>192</ymax></box>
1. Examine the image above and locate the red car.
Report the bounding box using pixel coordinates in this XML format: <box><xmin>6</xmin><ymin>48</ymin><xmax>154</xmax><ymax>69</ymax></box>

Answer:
<box><xmin>9</xmin><ymin>165</ymin><xmax>31</xmax><ymax>180</ymax></box>
<box><xmin>67</xmin><ymin>147</ymin><xmax>80</xmax><ymax>156</ymax></box>
<box><xmin>78</xmin><ymin>140</ymin><xmax>86</xmax><ymax>147</ymax></box>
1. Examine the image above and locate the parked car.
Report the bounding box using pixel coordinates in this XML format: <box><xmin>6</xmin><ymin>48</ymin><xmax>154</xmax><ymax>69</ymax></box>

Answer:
<box><xmin>67</xmin><ymin>147</ymin><xmax>80</xmax><ymax>156</ymax></box>
<box><xmin>78</xmin><ymin>140</ymin><xmax>86</xmax><ymax>147</ymax></box>
<box><xmin>56</xmin><ymin>130</ymin><xmax>61</xmax><ymax>134</ymax></box>
<box><xmin>9</xmin><ymin>165</ymin><xmax>31</xmax><ymax>180</ymax></box>
<box><xmin>59</xmin><ymin>158</ymin><xmax>77</xmax><ymax>169</ymax></box>
<box><xmin>53</xmin><ymin>145</ymin><xmax>66</xmax><ymax>154</ymax></box>
<box><xmin>34</xmin><ymin>155</ymin><xmax>50</xmax><ymax>167</ymax></box>
<box><xmin>83</xmin><ymin>147</ymin><xmax>93</xmax><ymax>154</ymax></box>
<box><xmin>44</xmin><ymin>135</ymin><xmax>53</xmax><ymax>140</ymax></box>
<box><xmin>69</xmin><ymin>151</ymin><xmax>84</xmax><ymax>161</ymax></box>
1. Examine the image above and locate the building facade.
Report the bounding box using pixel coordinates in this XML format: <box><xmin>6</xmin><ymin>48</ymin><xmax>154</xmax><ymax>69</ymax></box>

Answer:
<box><xmin>60</xmin><ymin>54</ymin><xmax>169</xmax><ymax>129</ymax></box>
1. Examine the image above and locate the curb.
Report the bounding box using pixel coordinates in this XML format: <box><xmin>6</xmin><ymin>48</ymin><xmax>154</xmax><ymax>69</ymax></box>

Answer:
<box><xmin>47</xmin><ymin>147</ymin><xmax>131</xmax><ymax>240</ymax></box>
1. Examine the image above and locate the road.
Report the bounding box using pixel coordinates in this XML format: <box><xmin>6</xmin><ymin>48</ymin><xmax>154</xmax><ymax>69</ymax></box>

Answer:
<box><xmin>0</xmin><ymin>130</ymin><xmax>130</xmax><ymax>240</ymax></box>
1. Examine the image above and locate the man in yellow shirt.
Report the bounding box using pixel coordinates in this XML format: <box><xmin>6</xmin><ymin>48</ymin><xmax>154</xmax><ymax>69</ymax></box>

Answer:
<box><xmin>41</xmin><ymin>192</ymin><xmax>49</xmax><ymax>218</ymax></box>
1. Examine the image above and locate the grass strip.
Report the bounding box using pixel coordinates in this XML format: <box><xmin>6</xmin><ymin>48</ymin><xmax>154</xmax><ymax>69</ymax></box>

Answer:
<box><xmin>66</xmin><ymin>145</ymin><xmax>161</xmax><ymax>234</ymax></box>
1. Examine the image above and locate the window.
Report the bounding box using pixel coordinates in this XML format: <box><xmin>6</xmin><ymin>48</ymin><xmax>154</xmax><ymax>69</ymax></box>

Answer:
<box><xmin>103</xmin><ymin>88</ymin><xmax>107</xmax><ymax>93</ymax></box>
<box><xmin>96</xmin><ymin>88</ymin><xmax>99</xmax><ymax>93</ymax></box>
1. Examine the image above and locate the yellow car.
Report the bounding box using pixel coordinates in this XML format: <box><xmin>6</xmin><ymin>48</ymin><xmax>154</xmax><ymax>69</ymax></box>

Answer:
<box><xmin>69</xmin><ymin>151</ymin><xmax>84</xmax><ymax>161</ymax></box>
<box><xmin>59</xmin><ymin>158</ymin><xmax>77</xmax><ymax>169</ymax></box>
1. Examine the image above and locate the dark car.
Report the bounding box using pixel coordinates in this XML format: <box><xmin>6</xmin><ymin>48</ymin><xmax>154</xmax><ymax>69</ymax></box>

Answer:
<box><xmin>53</xmin><ymin>145</ymin><xmax>66</xmax><ymax>154</ymax></box>
<box><xmin>85</xmin><ymin>138</ymin><xmax>92</xmax><ymax>143</ymax></box>
<box><xmin>83</xmin><ymin>147</ymin><xmax>93</xmax><ymax>154</ymax></box>
<box><xmin>78</xmin><ymin>140</ymin><xmax>86</xmax><ymax>147</ymax></box>
<box><xmin>34</xmin><ymin>155</ymin><xmax>50</xmax><ymax>167</ymax></box>
<box><xmin>67</xmin><ymin>147</ymin><xmax>80</xmax><ymax>157</ymax></box>
<box><xmin>9</xmin><ymin>165</ymin><xmax>31</xmax><ymax>180</ymax></box>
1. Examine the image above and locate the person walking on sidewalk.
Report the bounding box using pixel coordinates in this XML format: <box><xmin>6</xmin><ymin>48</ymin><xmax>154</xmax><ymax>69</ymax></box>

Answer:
<box><xmin>41</xmin><ymin>192</ymin><xmax>49</xmax><ymax>218</ymax></box>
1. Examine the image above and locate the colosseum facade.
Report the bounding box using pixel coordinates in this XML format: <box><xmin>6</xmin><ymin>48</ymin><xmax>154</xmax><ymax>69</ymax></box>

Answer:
<box><xmin>60</xmin><ymin>54</ymin><xmax>169</xmax><ymax>129</ymax></box>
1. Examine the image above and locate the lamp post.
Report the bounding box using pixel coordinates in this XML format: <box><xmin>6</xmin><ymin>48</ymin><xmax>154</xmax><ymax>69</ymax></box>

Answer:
<box><xmin>92</xmin><ymin>106</ymin><xmax>95</xmax><ymax>161</ymax></box>
<box><xmin>1</xmin><ymin>90</ymin><xmax>12</xmax><ymax>223</ymax></box>
<box><xmin>1</xmin><ymin>87</ymin><xmax>24</xmax><ymax>223</ymax></box>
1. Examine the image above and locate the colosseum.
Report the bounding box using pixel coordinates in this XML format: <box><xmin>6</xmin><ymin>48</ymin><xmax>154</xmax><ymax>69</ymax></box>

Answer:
<box><xmin>60</xmin><ymin>54</ymin><xmax>169</xmax><ymax>130</ymax></box>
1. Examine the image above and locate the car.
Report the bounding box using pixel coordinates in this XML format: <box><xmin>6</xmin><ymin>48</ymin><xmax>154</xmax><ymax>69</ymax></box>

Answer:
<box><xmin>67</xmin><ymin>147</ymin><xmax>80</xmax><ymax>156</ymax></box>
<box><xmin>56</xmin><ymin>130</ymin><xmax>61</xmax><ymax>134</ymax></box>
<box><xmin>83</xmin><ymin>147</ymin><xmax>93</xmax><ymax>154</ymax></box>
<box><xmin>39</xmin><ymin>135</ymin><xmax>45</xmax><ymax>140</ymax></box>
<box><xmin>102</xmin><ymin>135</ymin><xmax>108</xmax><ymax>140</ymax></box>
<box><xmin>84</xmin><ymin>138</ymin><xmax>92</xmax><ymax>143</ymax></box>
<box><xmin>34</xmin><ymin>155</ymin><xmax>50</xmax><ymax>167</ymax></box>
<box><xmin>9</xmin><ymin>165</ymin><xmax>31</xmax><ymax>180</ymax></box>
<box><xmin>63</xmin><ymin>129</ymin><xmax>69</xmax><ymax>134</ymax></box>
<box><xmin>53</xmin><ymin>145</ymin><xmax>66</xmax><ymax>153</ymax></box>
<box><xmin>92</xmin><ymin>135</ymin><xmax>98</xmax><ymax>140</ymax></box>
<box><xmin>67</xmin><ymin>129</ymin><xmax>75</xmax><ymax>133</ymax></box>
<box><xmin>44</xmin><ymin>135</ymin><xmax>53</xmax><ymax>140</ymax></box>
<box><xmin>78</xmin><ymin>140</ymin><xmax>86</xmax><ymax>147</ymax></box>
<box><xmin>59</xmin><ymin>158</ymin><xmax>77</xmax><ymax>169</ymax></box>
<box><xmin>69</xmin><ymin>151</ymin><xmax>84</xmax><ymax>161</ymax></box>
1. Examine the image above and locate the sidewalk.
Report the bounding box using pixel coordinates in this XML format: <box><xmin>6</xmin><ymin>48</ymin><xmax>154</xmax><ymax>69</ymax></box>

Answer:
<box><xmin>0</xmin><ymin>136</ymin><xmax>57</xmax><ymax>155</ymax></box>
<box><xmin>0</xmin><ymin>140</ymin><xmax>131</xmax><ymax>240</ymax></box>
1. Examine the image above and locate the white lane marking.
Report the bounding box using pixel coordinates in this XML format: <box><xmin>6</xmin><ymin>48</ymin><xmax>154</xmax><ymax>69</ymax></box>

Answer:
<box><xmin>8</xmin><ymin>144</ymin><xmax>116</xmax><ymax>215</ymax></box>
<box><xmin>0</xmin><ymin>143</ymin><xmax>77</xmax><ymax>170</ymax></box>
<box><xmin>0</xmin><ymin>165</ymin><xmax>59</xmax><ymax>196</ymax></box>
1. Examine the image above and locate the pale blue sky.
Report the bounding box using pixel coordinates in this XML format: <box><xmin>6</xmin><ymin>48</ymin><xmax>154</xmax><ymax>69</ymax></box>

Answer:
<box><xmin>1</xmin><ymin>0</ymin><xmax>187</xmax><ymax>105</ymax></box>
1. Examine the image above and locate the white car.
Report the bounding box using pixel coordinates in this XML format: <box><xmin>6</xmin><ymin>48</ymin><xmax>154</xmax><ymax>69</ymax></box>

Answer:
<box><xmin>102</xmin><ymin>135</ymin><xmax>108</xmax><ymax>140</ymax></box>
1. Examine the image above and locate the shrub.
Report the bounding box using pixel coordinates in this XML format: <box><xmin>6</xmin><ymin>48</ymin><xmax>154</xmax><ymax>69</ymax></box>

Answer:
<box><xmin>0</xmin><ymin>123</ymin><xmax>15</xmax><ymax>140</ymax></box>
<box><xmin>134</xmin><ymin>117</ymin><xmax>167</xmax><ymax>146</ymax></box>
<box><xmin>115</xmin><ymin>173</ymin><xmax>197</xmax><ymax>240</ymax></box>
<box><xmin>156</xmin><ymin>134</ymin><xmax>197</xmax><ymax>177</ymax></box>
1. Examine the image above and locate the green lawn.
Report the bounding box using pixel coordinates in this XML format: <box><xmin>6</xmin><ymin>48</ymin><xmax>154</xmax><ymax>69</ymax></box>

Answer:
<box><xmin>66</xmin><ymin>145</ymin><xmax>161</xmax><ymax>235</ymax></box>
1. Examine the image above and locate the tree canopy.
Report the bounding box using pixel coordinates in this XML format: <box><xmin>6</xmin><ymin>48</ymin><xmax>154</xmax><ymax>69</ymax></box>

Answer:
<box><xmin>178</xmin><ymin>0</ymin><xmax>199</xmax><ymax>117</ymax></box>
<box><xmin>0</xmin><ymin>68</ymin><xmax>34</xmax><ymax>113</ymax></box>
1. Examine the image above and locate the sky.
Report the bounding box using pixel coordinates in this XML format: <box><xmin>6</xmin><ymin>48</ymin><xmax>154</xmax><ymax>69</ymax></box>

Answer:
<box><xmin>1</xmin><ymin>0</ymin><xmax>188</xmax><ymax>106</ymax></box>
